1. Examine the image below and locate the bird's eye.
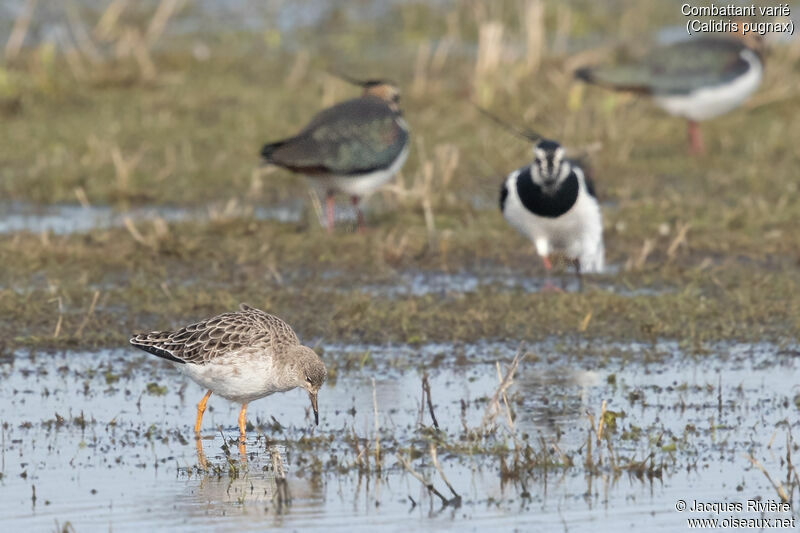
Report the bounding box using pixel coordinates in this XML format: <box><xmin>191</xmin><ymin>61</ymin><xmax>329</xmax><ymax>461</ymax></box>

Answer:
<box><xmin>305</xmin><ymin>376</ymin><xmax>312</xmax><ymax>383</ymax></box>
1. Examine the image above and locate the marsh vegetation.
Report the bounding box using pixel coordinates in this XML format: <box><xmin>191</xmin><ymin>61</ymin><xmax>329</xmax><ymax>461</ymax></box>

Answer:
<box><xmin>1</xmin><ymin>0</ymin><xmax>798</xmax><ymax>530</ymax></box>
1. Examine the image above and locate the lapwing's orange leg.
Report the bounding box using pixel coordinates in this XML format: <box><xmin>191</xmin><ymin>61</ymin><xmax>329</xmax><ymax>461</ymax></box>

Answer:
<box><xmin>194</xmin><ymin>390</ymin><xmax>212</xmax><ymax>434</ymax></box>
<box><xmin>541</xmin><ymin>255</ymin><xmax>563</xmax><ymax>293</ymax></box>
<box><xmin>325</xmin><ymin>192</ymin><xmax>336</xmax><ymax>233</ymax></box>
<box><xmin>238</xmin><ymin>402</ymin><xmax>248</xmax><ymax>442</ymax></box>
<box><xmin>687</xmin><ymin>120</ymin><xmax>705</xmax><ymax>155</ymax></box>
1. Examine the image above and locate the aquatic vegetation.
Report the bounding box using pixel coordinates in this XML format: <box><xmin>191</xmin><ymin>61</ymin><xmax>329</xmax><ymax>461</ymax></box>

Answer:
<box><xmin>1</xmin><ymin>0</ymin><xmax>798</xmax><ymax>530</ymax></box>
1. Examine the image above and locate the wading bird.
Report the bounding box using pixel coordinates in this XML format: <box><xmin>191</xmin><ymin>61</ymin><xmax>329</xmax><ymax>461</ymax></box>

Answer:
<box><xmin>575</xmin><ymin>35</ymin><xmax>763</xmax><ymax>155</ymax></box>
<box><xmin>479</xmin><ymin>108</ymin><xmax>605</xmax><ymax>289</ymax></box>
<box><xmin>130</xmin><ymin>304</ymin><xmax>326</xmax><ymax>441</ymax></box>
<box><xmin>260</xmin><ymin>74</ymin><xmax>410</xmax><ymax>232</ymax></box>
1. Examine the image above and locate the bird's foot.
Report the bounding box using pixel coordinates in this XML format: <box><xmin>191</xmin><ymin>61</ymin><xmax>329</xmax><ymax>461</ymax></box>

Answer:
<box><xmin>541</xmin><ymin>281</ymin><xmax>564</xmax><ymax>293</ymax></box>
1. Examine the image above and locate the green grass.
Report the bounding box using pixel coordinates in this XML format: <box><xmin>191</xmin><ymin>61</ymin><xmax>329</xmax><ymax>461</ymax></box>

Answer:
<box><xmin>1</xmin><ymin>0</ymin><xmax>798</xmax><ymax>350</ymax></box>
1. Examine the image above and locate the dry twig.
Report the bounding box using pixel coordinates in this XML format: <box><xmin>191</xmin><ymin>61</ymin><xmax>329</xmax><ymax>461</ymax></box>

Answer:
<box><xmin>481</xmin><ymin>345</ymin><xmax>525</xmax><ymax>431</ymax></box>
<box><xmin>745</xmin><ymin>454</ymin><xmax>790</xmax><ymax>502</ymax></box>
<box><xmin>421</xmin><ymin>374</ymin><xmax>440</xmax><ymax>429</ymax></box>
<box><xmin>396</xmin><ymin>452</ymin><xmax>451</xmax><ymax>506</ymax></box>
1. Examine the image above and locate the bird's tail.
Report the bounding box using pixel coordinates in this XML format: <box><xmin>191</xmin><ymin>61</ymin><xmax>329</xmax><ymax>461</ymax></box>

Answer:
<box><xmin>574</xmin><ymin>67</ymin><xmax>596</xmax><ymax>84</ymax></box>
<box><xmin>129</xmin><ymin>331</ymin><xmax>184</xmax><ymax>364</ymax></box>
<box><xmin>260</xmin><ymin>140</ymin><xmax>286</xmax><ymax>164</ymax></box>
<box><xmin>574</xmin><ymin>65</ymin><xmax>651</xmax><ymax>93</ymax></box>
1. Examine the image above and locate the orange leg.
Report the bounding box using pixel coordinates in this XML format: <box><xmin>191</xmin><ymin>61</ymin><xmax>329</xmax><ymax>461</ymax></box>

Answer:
<box><xmin>541</xmin><ymin>255</ymin><xmax>563</xmax><ymax>293</ymax></box>
<box><xmin>687</xmin><ymin>120</ymin><xmax>705</xmax><ymax>155</ymax></box>
<box><xmin>325</xmin><ymin>191</ymin><xmax>336</xmax><ymax>233</ymax></box>
<box><xmin>195</xmin><ymin>436</ymin><xmax>208</xmax><ymax>470</ymax></box>
<box><xmin>238</xmin><ymin>402</ymin><xmax>248</xmax><ymax>442</ymax></box>
<box><xmin>194</xmin><ymin>390</ymin><xmax>212</xmax><ymax>434</ymax></box>
<box><xmin>238</xmin><ymin>440</ymin><xmax>247</xmax><ymax>462</ymax></box>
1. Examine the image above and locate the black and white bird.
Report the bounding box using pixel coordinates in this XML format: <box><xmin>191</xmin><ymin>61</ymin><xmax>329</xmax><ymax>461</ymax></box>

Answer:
<box><xmin>480</xmin><ymin>109</ymin><xmax>604</xmax><ymax>286</ymax></box>
<box><xmin>260</xmin><ymin>74</ymin><xmax>410</xmax><ymax>232</ymax></box>
<box><xmin>575</xmin><ymin>34</ymin><xmax>763</xmax><ymax>155</ymax></box>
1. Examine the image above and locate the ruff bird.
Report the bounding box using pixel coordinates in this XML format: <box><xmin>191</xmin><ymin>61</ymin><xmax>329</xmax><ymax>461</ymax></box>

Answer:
<box><xmin>130</xmin><ymin>304</ymin><xmax>326</xmax><ymax>441</ymax></box>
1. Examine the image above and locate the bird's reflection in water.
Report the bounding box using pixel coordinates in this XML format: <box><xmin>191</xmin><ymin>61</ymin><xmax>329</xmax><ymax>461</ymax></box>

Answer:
<box><xmin>190</xmin><ymin>435</ymin><xmax>295</xmax><ymax>514</ymax></box>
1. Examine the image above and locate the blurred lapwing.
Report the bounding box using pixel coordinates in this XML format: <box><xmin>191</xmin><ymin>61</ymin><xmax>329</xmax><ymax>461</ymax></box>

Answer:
<box><xmin>261</xmin><ymin>74</ymin><xmax>410</xmax><ymax>232</ymax></box>
<box><xmin>479</xmin><ymin>108</ymin><xmax>604</xmax><ymax>289</ymax></box>
<box><xmin>575</xmin><ymin>35</ymin><xmax>763</xmax><ymax>155</ymax></box>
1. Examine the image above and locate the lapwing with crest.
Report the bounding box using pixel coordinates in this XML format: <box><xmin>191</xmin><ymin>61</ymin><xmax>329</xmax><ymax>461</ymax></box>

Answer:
<box><xmin>260</xmin><ymin>73</ymin><xmax>410</xmax><ymax>232</ymax></box>
<box><xmin>478</xmin><ymin>108</ymin><xmax>605</xmax><ymax>289</ymax></box>
<box><xmin>575</xmin><ymin>33</ymin><xmax>763</xmax><ymax>155</ymax></box>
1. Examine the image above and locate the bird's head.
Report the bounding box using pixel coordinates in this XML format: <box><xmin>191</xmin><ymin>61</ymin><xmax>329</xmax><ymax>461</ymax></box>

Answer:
<box><xmin>531</xmin><ymin>139</ymin><xmax>570</xmax><ymax>192</ymax></box>
<box><xmin>329</xmin><ymin>71</ymin><xmax>401</xmax><ymax>108</ymax></box>
<box><xmin>290</xmin><ymin>346</ymin><xmax>327</xmax><ymax>425</ymax></box>
<box><xmin>361</xmin><ymin>80</ymin><xmax>401</xmax><ymax>106</ymax></box>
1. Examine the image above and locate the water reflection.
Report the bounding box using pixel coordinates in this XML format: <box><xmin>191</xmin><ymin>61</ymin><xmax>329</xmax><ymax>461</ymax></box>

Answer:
<box><xmin>0</xmin><ymin>344</ymin><xmax>796</xmax><ymax>531</ymax></box>
<box><xmin>0</xmin><ymin>201</ymin><xmax>305</xmax><ymax>234</ymax></box>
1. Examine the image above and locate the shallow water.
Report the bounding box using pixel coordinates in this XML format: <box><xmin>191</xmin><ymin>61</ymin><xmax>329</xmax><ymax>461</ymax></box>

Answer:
<box><xmin>1</xmin><ymin>342</ymin><xmax>797</xmax><ymax>531</ymax></box>
<box><xmin>348</xmin><ymin>264</ymin><xmax>664</xmax><ymax>297</ymax></box>
<box><xmin>0</xmin><ymin>201</ymin><xmax>305</xmax><ymax>234</ymax></box>
<box><xmin>0</xmin><ymin>0</ymin><xmax>412</xmax><ymax>51</ymax></box>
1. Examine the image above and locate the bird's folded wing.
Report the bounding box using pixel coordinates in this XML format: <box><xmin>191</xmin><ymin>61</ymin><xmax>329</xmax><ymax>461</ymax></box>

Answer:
<box><xmin>131</xmin><ymin>307</ymin><xmax>296</xmax><ymax>365</ymax></box>
<box><xmin>270</xmin><ymin>99</ymin><xmax>408</xmax><ymax>176</ymax></box>
<box><xmin>578</xmin><ymin>39</ymin><xmax>751</xmax><ymax>95</ymax></box>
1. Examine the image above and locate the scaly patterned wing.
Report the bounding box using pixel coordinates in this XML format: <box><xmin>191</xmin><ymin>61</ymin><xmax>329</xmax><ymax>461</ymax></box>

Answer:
<box><xmin>576</xmin><ymin>38</ymin><xmax>752</xmax><ymax>95</ymax></box>
<box><xmin>266</xmin><ymin>96</ymin><xmax>409</xmax><ymax>176</ymax></box>
<box><xmin>129</xmin><ymin>304</ymin><xmax>299</xmax><ymax>365</ymax></box>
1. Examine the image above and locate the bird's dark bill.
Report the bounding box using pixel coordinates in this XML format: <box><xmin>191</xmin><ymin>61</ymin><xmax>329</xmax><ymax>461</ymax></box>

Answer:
<box><xmin>309</xmin><ymin>392</ymin><xmax>319</xmax><ymax>425</ymax></box>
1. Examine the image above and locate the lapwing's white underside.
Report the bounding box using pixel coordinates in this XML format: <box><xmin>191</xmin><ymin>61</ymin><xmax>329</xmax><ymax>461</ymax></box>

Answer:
<box><xmin>502</xmin><ymin>166</ymin><xmax>605</xmax><ymax>273</ymax></box>
<box><xmin>653</xmin><ymin>49</ymin><xmax>762</xmax><ymax>121</ymax></box>
<box><xmin>308</xmin><ymin>142</ymin><xmax>410</xmax><ymax>197</ymax></box>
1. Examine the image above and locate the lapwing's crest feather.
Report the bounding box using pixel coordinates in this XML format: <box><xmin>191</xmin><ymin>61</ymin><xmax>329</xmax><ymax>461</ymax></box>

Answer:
<box><xmin>473</xmin><ymin>105</ymin><xmax>541</xmax><ymax>143</ymax></box>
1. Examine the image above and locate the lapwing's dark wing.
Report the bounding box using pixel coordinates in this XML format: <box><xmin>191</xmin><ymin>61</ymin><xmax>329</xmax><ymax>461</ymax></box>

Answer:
<box><xmin>576</xmin><ymin>38</ymin><xmax>753</xmax><ymax>95</ymax></box>
<box><xmin>129</xmin><ymin>304</ymin><xmax>298</xmax><ymax>365</ymax></box>
<box><xmin>262</xmin><ymin>96</ymin><xmax>408</xmax><ymax>176</ymax></box>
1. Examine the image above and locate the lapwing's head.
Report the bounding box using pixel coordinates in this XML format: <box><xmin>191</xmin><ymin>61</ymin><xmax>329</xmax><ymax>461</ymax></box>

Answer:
<box><xmin>291</xmin><ymin>346</ymin><xmax>327</xmax><ymax>425</ymax></box>
<box><xmin>329</xmin><ymin>71</ymin><xmax>401</xmax><ymax>109</ymax></box>
<box><xmin>531</xmin><ymin>139</ymin><xmax>570</xmax><ymax>192</ymax></box>
<box><xmin>361</xmin><ymin>80</ymin><xmax>401</xmax><ymax>106</ymax></box>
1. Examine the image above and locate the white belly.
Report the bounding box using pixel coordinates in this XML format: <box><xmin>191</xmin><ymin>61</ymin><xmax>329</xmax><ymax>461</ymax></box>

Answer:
<box><xmin>179</xmin><ymin>354</ymin><xmax>293</xmax><ymax>404</ymax></box>
<box><xmin>503</xmin><ymin>172</ymin><xmax>605</xmax><ymax>273</ymax></box>
<box><xmin>653</xmin><ymin>49</ymin><xmax>762</xmax><ymax>121</ymax></box>
<box><xmin>310</xmin><ymin>144</ymin><xmax>409</xmax><ymax>197</ymax></box>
